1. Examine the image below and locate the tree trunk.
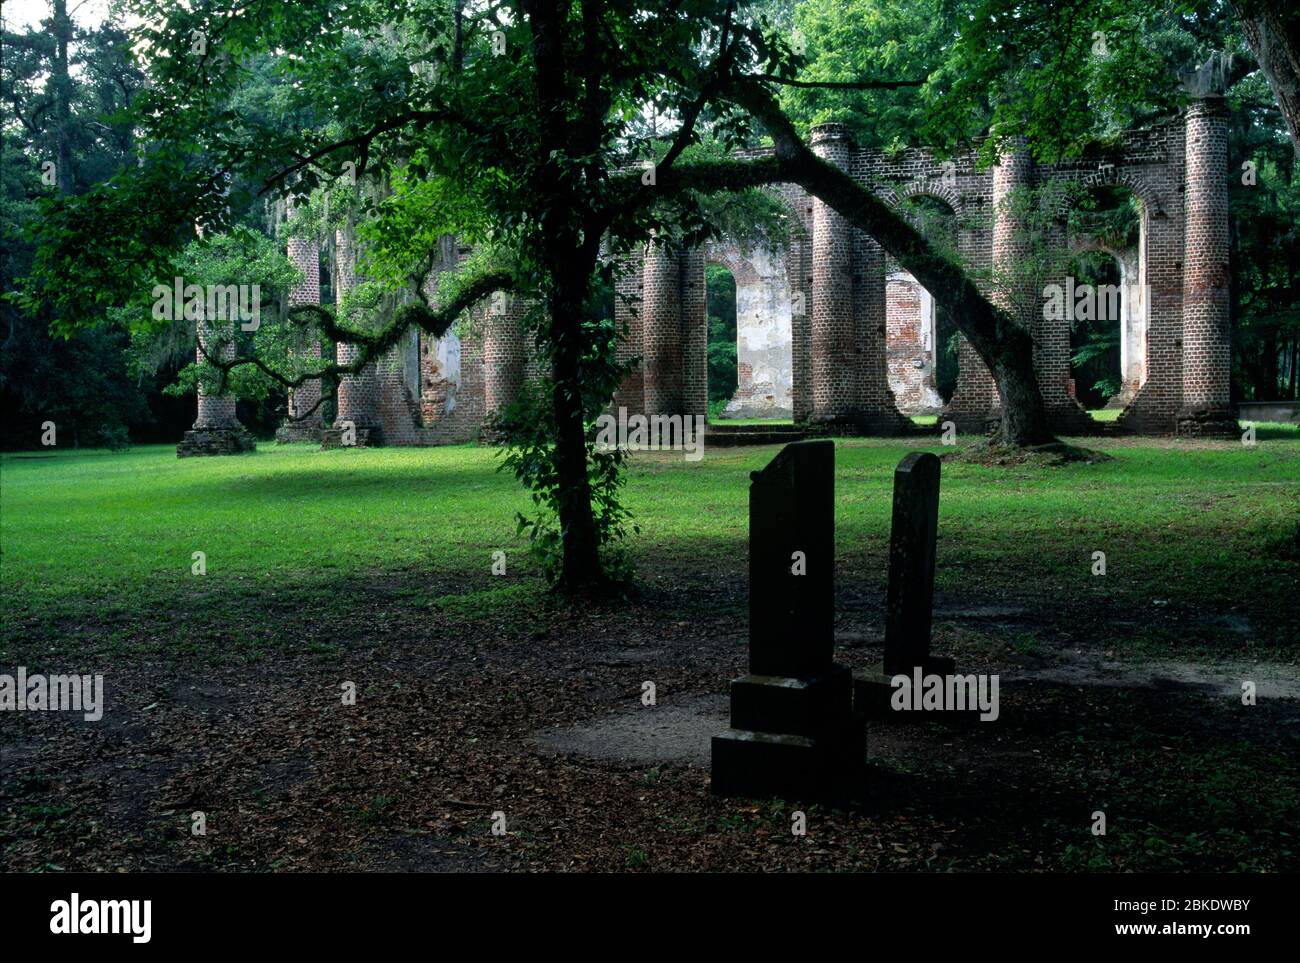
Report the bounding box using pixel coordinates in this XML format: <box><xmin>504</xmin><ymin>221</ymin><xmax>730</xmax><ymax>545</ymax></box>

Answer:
<box><xmin>1235</xmin><ymin>2</ymin><xmax>1300</xmax><ymax>159</ymax></box>
<box><xmin>730</xmin><ymin>81</ymin><xmax>1058</xmax><ymax>447</ymax></box>
<box><xmin>991</xmin><ymin>346</ymin><xmax>1056</xmax><ymax>445</ymax></box>
<box><xmin>52</xmin><ymin>0</ymin><xmax>75</xmax><ymax>193</ymax></box>
<box><xmin>526</xmin><ymin>0</ymin><xmax>608</xmax><ymax>591</ymax></box>
<box><xmin>548</xmin><ymin>266</ymin><xmax>604</xmax><ymax>592</ymax></box>
<box><xmin>796</xmin><ymin>167</ymin><xmax>1056</xmax><ymax>444</ymax></box>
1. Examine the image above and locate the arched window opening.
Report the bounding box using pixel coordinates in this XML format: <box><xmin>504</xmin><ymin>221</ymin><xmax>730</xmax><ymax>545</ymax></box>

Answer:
<box><xmin>1066</xmin><ymin>250</ymin><xmax>1126</xmax><ymax>409</ymax></box>
<box><xmin>887</xmin><ymin>195</ymin><xmax>959</xmax><ymax>415</ymax></box>
<box><xmin>1060</xmin><ymin>185</ymin><xmax>1146</xmax><ymax>415</ymax></box>
<box><xmin>706</xmin><ymin>263</ymin><xmax>738</xmax><ymax>420</ymax></box>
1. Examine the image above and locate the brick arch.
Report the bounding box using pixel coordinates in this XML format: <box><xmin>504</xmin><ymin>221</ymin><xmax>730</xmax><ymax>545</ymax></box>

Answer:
<box><xmin>1066</xmin><ymin>239</ymin><xmax>1126</xmax><ymax>260</ymax></box>
<box><xmin>322</xmin><ymin>112</ymin><xmax>1230</xmax><ymax>448</ymax></box>
<box><xmin>890</xmin><ymin>181</ymin><xmax>966</xmax><ymax>215</ymax></box>
<box><xmin>701</xmin><ymin>237</ymin><xmax>798</xmax><ymax>419</ymax></box>
<box><xmin>1041</xmin><ymin>170</ymin><xmax>1163</xmax><ymax>425</ymax></box>
<box><xmin>702</xmin><ymin>179</ymin><xmax>809</xmax><ymax>279</ymax></box>
<box><xmin>1045</xmin><ymin>167</ymin><xmax>1165</xmax><ymax>220</ymax></box>
<box><xmin>703</xmin><ymin>241</ymin><xmax>760</xmax><ymax>288</ymax></box>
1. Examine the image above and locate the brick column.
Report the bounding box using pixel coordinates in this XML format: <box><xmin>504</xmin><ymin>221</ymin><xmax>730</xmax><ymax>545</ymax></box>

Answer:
<box><xmin>681</xmin><ymin>246</ymin><xmax>709</xmax><ymax>419</ymax></box>
<box><xmin>943</xmin><ymin>162</ymin><xmax>1011</xmax><ymax>433</ymax></box>
<box><xmin>327</xmin><ymin>228</ymin><xmax>380</xmax><ymax>446</ymax></box>
<box><xmin>810</xmin><ymin>124</ymin><xmax>857</xmax><ymax>425</ymax></box>
<box><xmin>177</xmin><ymin>319</ymin><xmax>254</xmax><ymax>456</ymax></box>
<box><xmin>992</xmin><ymin>149</ymin><xmax>1035</xmax><ymax>304</ymax></box>
<box><xmin>612</xmin><ymin>251</ymin><xmax>645</xmax><ymax>413</ymax></box>
<box><xmin>642</xmin><ymin>239</ymin><xmax>683</xmax><ymax>416</ymax></box>
<box><xmin>277</xmin><ymin>236</ymin><xmax>325</xmax><ymax>442</ymax></box>
<box><xmin>992</xmin><ymin>149</ymin><xmax>1046</xmax><ymax>424</ymax></box>
<box><xmin>194</xmin><ymin>322</ymin><xmax>238</xmax><ymax>429</ymax></box>
<box><xmin>1177</xmin><ymin>97</ymin><xmax>1237</xmax><ymax>436</ymax></box>
<box><xmin>483</xmin><ymin>293</ymin><xmax>527</xmax><ymax>419</ymax></box>
<box><xmin>854</xmin><ymin>233</ymin><xmax>908</xmax><ymax>433</ymax></box>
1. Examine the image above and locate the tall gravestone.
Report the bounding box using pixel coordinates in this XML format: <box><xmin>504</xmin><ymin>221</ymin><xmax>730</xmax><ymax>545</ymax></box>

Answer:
<box><xmin>711</xmin><ymin>440</ymin><xmax>865</xmax><ymax>801</ymax></box>
<box><xmin>853</xmin><ymin>451</ymin><xmax>959</xmax><ymax>719</ymax></box>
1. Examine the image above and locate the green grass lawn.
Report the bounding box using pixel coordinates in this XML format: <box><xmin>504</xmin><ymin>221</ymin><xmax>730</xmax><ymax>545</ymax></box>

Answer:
<box><xmin>1088</xmin><ymin>408</ymin><xmax>1123</xmax><ymax>422</ymax></box>
<box><xmin>914</xmin><ymin>409</ymin><xmax>1127</xmax><ymax>426</ymax></box>
<box><xmin>3</xmin><ymin>431</ymin><xmax>1298</xmax><ymax>873</ymax></box>
<box><xmin>3</xmin><ymin>429</ymin><xmax>1297</xmax><ymax>663</ymax></box>
<box><xmin>708</xmin><ymin>416</ymin><xmax>795</xmax><ymax>425</ymax></box>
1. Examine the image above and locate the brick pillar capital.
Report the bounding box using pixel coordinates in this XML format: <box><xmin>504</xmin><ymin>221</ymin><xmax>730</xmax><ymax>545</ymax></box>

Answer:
<box><xmin>1185</xmin><ymin>95</ymin><xmax>1230</xmax><ymax>121</ymax></box>
<box><xmin>810</xmin><ymin>123</ymin><xmax>852</xmax><ymax>150</ymax></box>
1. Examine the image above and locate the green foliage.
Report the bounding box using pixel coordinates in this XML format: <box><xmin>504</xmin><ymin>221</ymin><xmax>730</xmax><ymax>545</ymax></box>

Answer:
<box><xmin>495</xmin><ymin>299</ymin><xmax>640</xmax><ymax>588</ymax></box>
<box><xmin>133</xmin><ymin>232</ymin><xmax>302</xmax><ymax>402</ymax></box>
<box><xmin>926</xmin><ymin>0</ymin><xmax>1236</xmax><ymax>164</ymax></box>
<box><xmin>1228</xmin><ymin>72</ymin><xmax>1300</xmax><ymax>400</ymax></box>
<box><xmin>938</xmin><ymin>327</ymin><xmax>961</xmax><ymax>403</ymax></box>
<box><xmin>0</xmin><ymin>323</ymin><xmax>148</xmax><ymax>450</ymax></box>
<box><xmin>1073</xmin><ymin>327</ymin><xmax>1124</xmax><ymax>401</ymax></box>
<box><xmin>784</xmin><ymin>0</ymin><xmax>1247</xmax><ymax>167</ymax></box>
<box><xmin>708</xmin><ymin>333</ymin><xmax>739</xmax><ymax>407</ymax></box>
<box><xmin>706</xmin><ymin>264</ymin><xmax>738</xmax><ymax>405</ymax></box>
<box><xmin>1066</xmin><ymin>189</ymin><xmax>1143</xmax><ymax>251</ymax></box>
<box><xmin>782</xmin><ymin>0</ymin><xmax>963</xmax><ymax>149</ymax></box>
<box><xmin>1067</xmin><ymin>249</ymin><xmax>1125</xmax><ymax>405</ymax></box>
<box><xmin>1</xmin><ymin>8</ymin><xmax>157</xmax><ymax>448</ymax></box>
<box><xmin>499</xmin><ymin>387</ymin><xmax>639</xmax><ymax>587</ymax></box>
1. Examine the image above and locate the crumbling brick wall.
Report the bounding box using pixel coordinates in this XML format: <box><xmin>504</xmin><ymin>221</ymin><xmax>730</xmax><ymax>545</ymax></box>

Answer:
<box><xmin>288</xmin><ymin>106</ymin><xmax>1230</xmax><ymax>445</ymax></box>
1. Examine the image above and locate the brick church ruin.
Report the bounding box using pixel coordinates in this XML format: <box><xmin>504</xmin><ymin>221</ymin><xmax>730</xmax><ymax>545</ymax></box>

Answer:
<box><xmin>178</xmin><ymin>97</ymin><xmax>1237</xmax><ymax>455</ymax></box>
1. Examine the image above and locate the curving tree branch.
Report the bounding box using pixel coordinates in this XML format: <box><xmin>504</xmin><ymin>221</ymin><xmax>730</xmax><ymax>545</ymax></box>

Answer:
<box><xmin>197</xmin><ymin>268</ymin><xmax>518</xmax><ymax>415</ymax></box>
<box><xmin>757</xmin><ymin>75</ymin><xmax>926</xmax><ymax>91</ymax></box>
<box><xmin>611</xmin><ymin>77</ymin><xmax>1056</xmax><ymax>445</ymax></box>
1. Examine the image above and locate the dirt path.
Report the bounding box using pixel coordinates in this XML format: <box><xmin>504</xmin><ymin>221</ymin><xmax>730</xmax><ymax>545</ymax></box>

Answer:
<box><xmin>3</xmin><ymin>583</ymin><xmax>1297</xmax><ymax>873</ymax></box>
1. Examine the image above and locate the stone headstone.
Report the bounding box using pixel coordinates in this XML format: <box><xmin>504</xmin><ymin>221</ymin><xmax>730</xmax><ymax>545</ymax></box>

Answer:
<box><xmin>711</xmin><ymin>440</ymin><xmax>865</xmax><ymax>802</ymax></box>
<box><xmin>748</xmin><ymin>438</ymin><xmax>834</xmax><ymax>677</ymax></box>
<box><xmin>854</xmin><ymin>451</ymin><xmax>958</xmax><ymax>719</ymax></box>
<box><xmin>883</xmin><ymin>451</ymin><xmax>941</xmax><ymax>674</ymax></box>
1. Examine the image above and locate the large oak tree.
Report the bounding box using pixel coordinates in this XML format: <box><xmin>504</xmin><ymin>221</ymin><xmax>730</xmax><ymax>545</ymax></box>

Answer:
<box><xmin>23</xmin><ymin>0</ymin><xmax>1195</xmax><ymax>591</ymax></box>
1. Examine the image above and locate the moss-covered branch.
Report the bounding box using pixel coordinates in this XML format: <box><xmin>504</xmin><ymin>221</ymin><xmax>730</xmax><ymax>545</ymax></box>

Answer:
<box><xmin>197</xmin><ymin>269</ymin><xmax>517</xmax><ymax>417</ymax></box>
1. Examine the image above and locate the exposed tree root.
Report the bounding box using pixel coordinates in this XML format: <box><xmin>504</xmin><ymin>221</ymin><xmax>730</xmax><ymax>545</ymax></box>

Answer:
<box><xmin>943</xmin><ymin>439</ymin><xmax>1114</xmax><ymax>467</ymax></box>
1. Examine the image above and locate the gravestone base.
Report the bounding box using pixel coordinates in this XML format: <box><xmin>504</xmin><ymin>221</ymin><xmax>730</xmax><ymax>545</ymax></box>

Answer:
<box><xmin>711</xmin><ymin>665</ymin><xmax>865</xmax><ymax>802</ymax></box>
<box><xmin>854</xmin><ymin>656</ymin><xmax>992</xmax><ymax>722</ymax></box>
<box><xmin>729</xmin><ymin>665</ymin><xmax>853</xmax><ymax>736</ymax></box>
<box><xmin>320</xmin><ymin>426</ymin><xmax>378</xmax><ymax>449</ymax></box>
<box><xmin>176</xmin><ymin>427</ymin><xmax>256</xmax><ymax>457</ymax></box>
<box><xmin>711</xmin><ymin>728</ymin><xmax>866</xmax><ymax>802</ymax></box>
